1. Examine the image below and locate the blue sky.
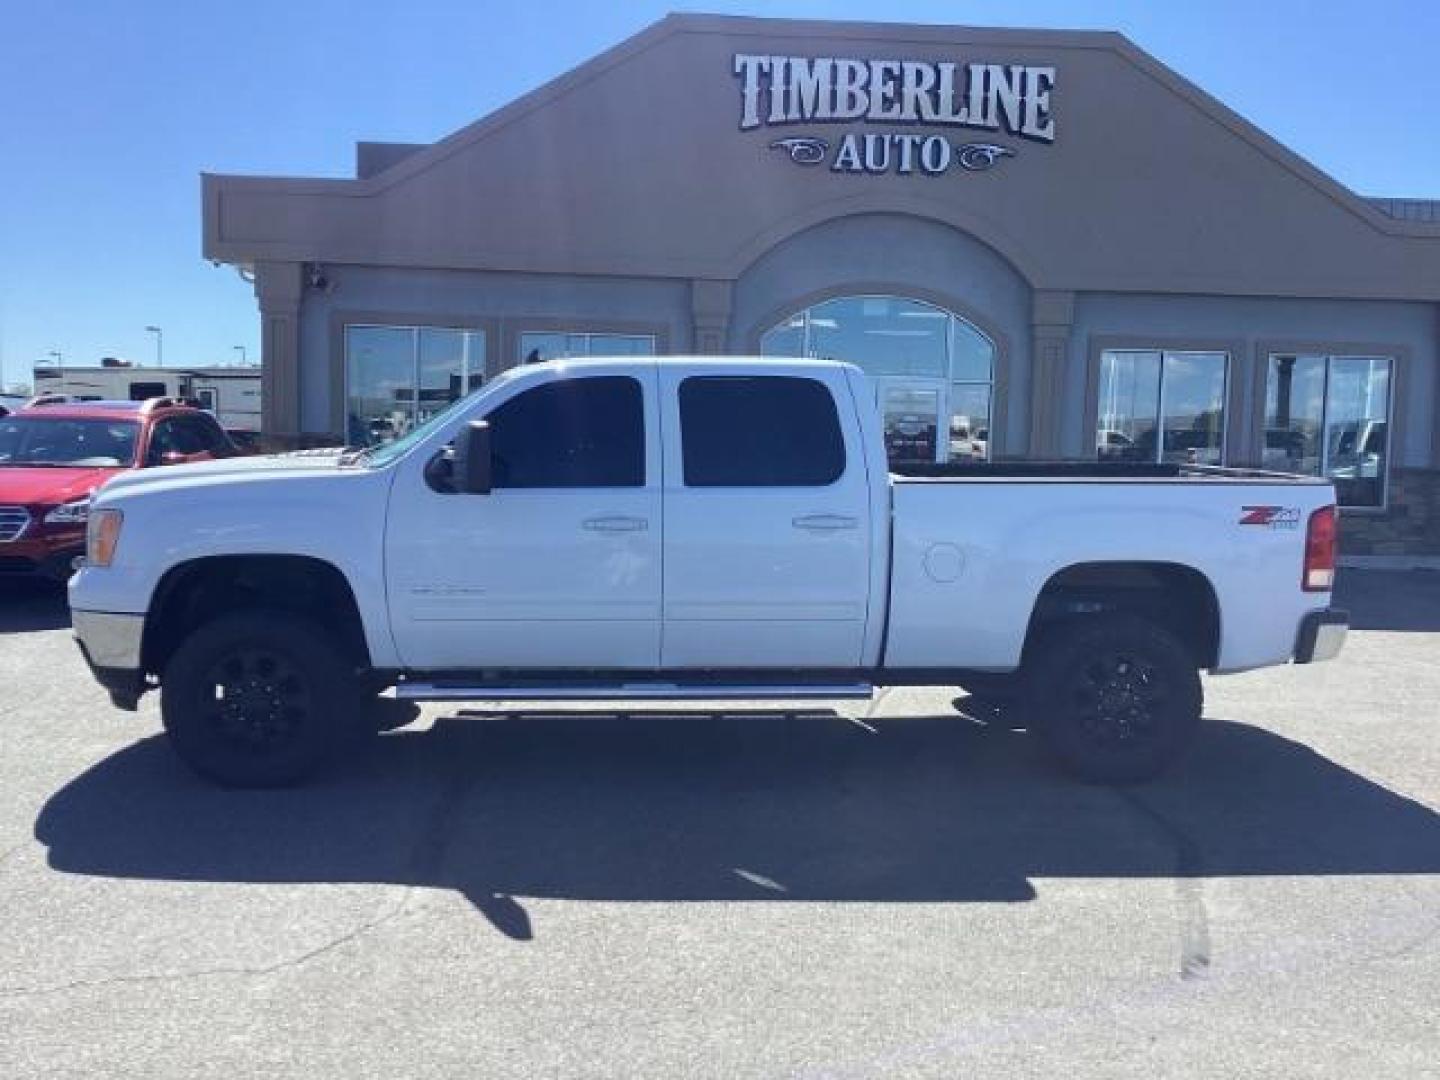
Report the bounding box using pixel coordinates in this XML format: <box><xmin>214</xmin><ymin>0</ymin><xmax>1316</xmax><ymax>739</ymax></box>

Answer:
<box><xmin>1</xmin><ymin>0</ymin><xmax>1436</xmax><ymax>391</ymax></box>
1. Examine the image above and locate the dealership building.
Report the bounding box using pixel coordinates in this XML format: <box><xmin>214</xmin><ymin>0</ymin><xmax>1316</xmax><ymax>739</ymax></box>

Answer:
<box><xmin>203</xmin><ymin>14</ymin><xmax>1440</xmax><ymax>556</ymax></box>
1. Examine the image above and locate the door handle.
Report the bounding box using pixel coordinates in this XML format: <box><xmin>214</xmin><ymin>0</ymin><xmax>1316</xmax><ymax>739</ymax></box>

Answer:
<box><xmin>792</xmin><ymin>513</ymin><xmax>859</xmax><ymax>531</ymax></box>
<box><xmin>582</xmin><ymin>515</ymin><xmax>649</xmax><ymax>533</ymax></box>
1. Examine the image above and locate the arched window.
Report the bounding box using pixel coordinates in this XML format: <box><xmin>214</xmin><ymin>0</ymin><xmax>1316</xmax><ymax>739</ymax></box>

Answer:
<box><xmin>760</xmin><ymin>295</ymin><xmax>995</xmax><ymax>464</ymax></box>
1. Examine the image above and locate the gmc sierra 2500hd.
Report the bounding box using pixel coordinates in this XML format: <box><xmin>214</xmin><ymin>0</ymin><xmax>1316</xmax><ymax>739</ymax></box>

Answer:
<box><xmin>69</xmin><ymin>358</ymin><xmax>1347</xmax><ymax>787</ymax></box>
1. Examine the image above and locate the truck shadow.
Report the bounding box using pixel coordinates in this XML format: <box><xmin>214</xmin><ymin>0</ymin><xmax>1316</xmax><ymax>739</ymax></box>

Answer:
<box><xmin>1334</xmin><ymin>568</ymin><xmax>1440</xmax><ymax>632</ymax></box>
<box><xmin>0</xmin><ymin>580</ymin><xmax>69</xmax><ymax>633</ymax></box>
<box><xmin>34</xmin><ymin>711</ymin><xmax>1440</xmax><ymax>940</ymax></box>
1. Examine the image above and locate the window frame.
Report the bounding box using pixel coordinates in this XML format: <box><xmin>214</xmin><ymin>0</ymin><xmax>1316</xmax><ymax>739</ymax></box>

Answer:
<box><xmin>1262</xmin><ymin>350</ymin><xmax>1398</xmax><ymax>511</ymax></box>
<box><xmin>757</xmin><ymin>292</ymin><xmax>999</xmax><ymax>464</ymax></box>
<box><xmin>340</xmin><ymin>321</ymin><xmax>489</xmax><ymax>447</ymax></box>
<box><xmin>1094</xmin><ymin>347</ymin><xmax>1232</xmax><ymax>466</ymax></box>
<box><xmin>516</xmin><ymin>329</ymin><xmax>658</xmax><ymax>366</ymax></box>
<box><xmin>677</xmin><ymin>374</ymin><xmax>847</xmax><ymax>489</ymax></box>
<box><xmin>330</xmin><ymin>311</ymin><xmax>496</xmax><ymax>441</ymax></box>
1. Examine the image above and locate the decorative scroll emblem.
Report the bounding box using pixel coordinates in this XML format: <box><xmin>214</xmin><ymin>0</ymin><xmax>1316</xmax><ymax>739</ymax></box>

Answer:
<box><xmin>955</xmin><ymin>142</ymin><xmax>1015</xmax><ymax>171</ymax></box>
<box><xmin>769</xmin><ymin>137</ymin><xmax>829</xmax><ymax>165</ymax></box>
<box><xmin>767</xmin><ymin>133</ymin><xmax>1020</xmax><ymax>176</ymax></box>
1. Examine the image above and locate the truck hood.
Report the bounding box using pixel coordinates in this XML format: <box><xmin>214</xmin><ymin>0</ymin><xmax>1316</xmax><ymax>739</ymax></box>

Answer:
<box><xmin>97</xmin><ymin>450</ymin><xmax>350</xmax><ymax>500</ymax></box>
<box><xmin>0</xmin><ymin>465</ymin><xmax>120</xmax><ymax>506</ymax></box>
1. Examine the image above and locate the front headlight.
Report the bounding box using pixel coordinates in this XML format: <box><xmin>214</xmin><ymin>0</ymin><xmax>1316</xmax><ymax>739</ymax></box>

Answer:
<box><xmin>86</xmin><ymin>508</ymin><xmax>124</xmax><ymax>568</ymax></box>
<box><xmin>43</xmin><ymin>498</ymin><xmax>91</xmax><ymax>525</ymax></box>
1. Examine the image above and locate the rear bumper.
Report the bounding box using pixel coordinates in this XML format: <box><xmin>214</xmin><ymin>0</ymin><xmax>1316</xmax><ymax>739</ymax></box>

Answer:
<box><xmin>1295</xmin><ymin>608</ymin><xmax>1349</xmax><ymax>664</ymax></box>
<box><xmin>73</xmin><ymin>609</ymin><xmax>146</xmax><ymax>710</ymax></box>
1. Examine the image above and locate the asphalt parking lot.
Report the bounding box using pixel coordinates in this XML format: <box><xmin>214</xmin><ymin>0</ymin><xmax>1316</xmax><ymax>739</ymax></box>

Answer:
<box><xmin>0</xmin><ymin>571</ymin><xmax>1437</xmax><ymax>1079</ymax></box>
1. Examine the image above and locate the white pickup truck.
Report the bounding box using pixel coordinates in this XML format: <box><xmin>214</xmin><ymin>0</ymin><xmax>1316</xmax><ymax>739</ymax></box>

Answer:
<box><xmin>70</xmin><ymin>358</ymin><xmax>1347</xmax><ymax>787</ymax></box>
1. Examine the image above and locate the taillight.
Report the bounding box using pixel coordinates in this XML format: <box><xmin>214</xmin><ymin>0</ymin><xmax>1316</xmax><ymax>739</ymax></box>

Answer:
<box><xmin>1303</xmin><ymin>505</ymin><xmax>1337</xmax><ymax>592</ymax></box>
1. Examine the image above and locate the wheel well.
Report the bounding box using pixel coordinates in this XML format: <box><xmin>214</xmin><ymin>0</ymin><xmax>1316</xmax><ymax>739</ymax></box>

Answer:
<box><xmin>143</xmin><ymin>555</ymin><xmax>370</xmax><ymax>676</ymax></box>
<box><xmin>1022</xmin><ymin>562</ymin><xmax>1220</xmax><ymax>670</ymax></box>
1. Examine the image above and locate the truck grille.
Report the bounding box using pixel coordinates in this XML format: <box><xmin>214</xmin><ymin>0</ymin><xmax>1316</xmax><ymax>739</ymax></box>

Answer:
<box><xmin>0</xmin><ymin>506</ymin><xmax>31</xmax><ymax>542</ymax></box>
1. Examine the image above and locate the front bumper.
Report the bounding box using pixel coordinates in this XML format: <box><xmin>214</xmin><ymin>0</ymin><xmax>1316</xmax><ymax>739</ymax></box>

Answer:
<box><xmin>1295</xmin><ymin>608</ymin><xmax>1349</xmax><ymax>664</ymax></box>
<box><xmin>72</xmin><ymin>609</ymin><xmax>146</xmax><ymax>710</ymax></box>
<box><xmin>0</xmin><ymin>528</ymin><xmax>85</xmax><ymax>579</ymax></box>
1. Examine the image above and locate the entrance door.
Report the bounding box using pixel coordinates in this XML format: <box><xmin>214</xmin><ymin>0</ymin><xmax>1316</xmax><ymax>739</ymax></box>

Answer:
<box><xmin>876</xmin><ymin>380</ymin><xmax>944</xmax><ymax>465</ymax></box>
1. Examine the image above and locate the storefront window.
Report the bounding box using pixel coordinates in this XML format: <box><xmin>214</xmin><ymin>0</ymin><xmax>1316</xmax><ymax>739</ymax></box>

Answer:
<box><xmin>1265</xmin><ymin>354</ymin><xmax>1391</xmax><ymax>507</ymax></box>
<box><xmin>1097</xmin><ymin>350</ymin><xmax>1227</xmax><ymax>465</ymax></box>
<box><xmin>345</xmin><ymin>325</ymin><xmax>485</xmax><ymax>447</ymax></box>
<box><xmin>761</xmin><ymin>295</ymin><xmax>995</xmax><ymax>463</ymax></box>
<box><xmin>518</xmin><ymin>331</ymin><xmax>655</xmax><ymax>365</ymax></box>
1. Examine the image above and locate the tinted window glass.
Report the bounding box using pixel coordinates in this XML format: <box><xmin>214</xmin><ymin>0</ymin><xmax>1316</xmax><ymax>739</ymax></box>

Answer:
<box><xmin>487</xmin><ymin>376</ymin><xmax>644</xmax><ymax>488</ymax></box>
<box><xmin>145</xmin><ymin>419</ymin><xmax>182</xmax><ymax>463</ymax></box>
<box><xmin>178</xmin><ymin>415</ymin><xmax>233</xmax><ymax>456</ymax></box>
<box><xmin>680</xmin><ymin>376</ymin><xmax>844</xmax><ymax>487</ymax></box>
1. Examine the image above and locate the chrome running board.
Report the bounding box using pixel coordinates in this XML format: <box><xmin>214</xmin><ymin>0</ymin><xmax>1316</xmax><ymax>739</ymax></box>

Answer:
<box><xmin>395</xmin><ymin>681</ymin><xmax>875</xmax><ymax>703</ymax></box>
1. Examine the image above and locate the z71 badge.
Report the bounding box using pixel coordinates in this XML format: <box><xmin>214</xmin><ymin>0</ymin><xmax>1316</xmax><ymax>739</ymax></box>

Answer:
<box><xmin>1239</xmin><ymin>505</ymin><xmax>1301</xmax><ymax>529</ymax></box>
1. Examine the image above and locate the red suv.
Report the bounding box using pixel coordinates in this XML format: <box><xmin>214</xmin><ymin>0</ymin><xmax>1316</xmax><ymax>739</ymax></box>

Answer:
<box><xmin>0</xmin><ymin>396</ymin><xmax>239</xmax><ymax>580</ymax></box>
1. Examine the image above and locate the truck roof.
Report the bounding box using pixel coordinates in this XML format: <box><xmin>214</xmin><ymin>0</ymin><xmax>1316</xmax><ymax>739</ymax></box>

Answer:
<box><xmin>549</xmin><ymin>355</ymin><xmax>845</xmax><ymax>368</ymax></box>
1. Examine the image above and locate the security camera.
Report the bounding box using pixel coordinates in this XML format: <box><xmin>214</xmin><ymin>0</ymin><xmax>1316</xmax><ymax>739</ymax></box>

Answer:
<box><xmin>307</xmin><ymin>264</ymin><xmax>331</xmax><ymax>292</ymax></box>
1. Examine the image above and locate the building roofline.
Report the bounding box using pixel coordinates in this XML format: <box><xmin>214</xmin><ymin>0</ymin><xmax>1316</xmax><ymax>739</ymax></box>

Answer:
<box><xmin>202</xmin><ymin>12</ymin><xmax>1440</xmax><ymax>261</ymax></box>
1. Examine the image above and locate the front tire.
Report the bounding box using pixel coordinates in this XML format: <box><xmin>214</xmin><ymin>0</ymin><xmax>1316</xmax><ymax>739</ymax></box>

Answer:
<box><xmin>1024</xmin><ymin>614</ymin><xmax>1202</xmax><ymax>784</ymax></box>
<box><xmin>161</xmin><ymin>612</ymin><xmax>358</xmax><ymax>787</ymax></box>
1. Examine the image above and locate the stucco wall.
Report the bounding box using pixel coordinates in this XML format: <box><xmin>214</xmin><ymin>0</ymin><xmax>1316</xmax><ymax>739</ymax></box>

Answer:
<box><xmin>1062</xmin><ymin>293</ymin><xmax>1438</xmax><ymax>468</ymax></box>
<box><xmin>728</xmin><ymin>213</ymin><xmax>1033</xmax><ymax>454</ymax></box>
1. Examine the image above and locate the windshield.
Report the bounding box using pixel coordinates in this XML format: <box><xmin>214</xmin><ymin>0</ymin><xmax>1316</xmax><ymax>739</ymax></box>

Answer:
<box><xmin>357</xmin><ymin>387</ymin><xmax>486</xmax><ymax>468</ymax></box>
<box><xmin>0</xmin><ymin>416</ymin><xmax>139</xmax><ymax>467</ymax></box>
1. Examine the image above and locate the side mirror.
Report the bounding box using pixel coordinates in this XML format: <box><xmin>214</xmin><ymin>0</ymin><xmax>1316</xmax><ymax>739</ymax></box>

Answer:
<box><xmin>450</xmin><ymin>420</ymin><xmax>492</xmax><ymax>494</ymax></box>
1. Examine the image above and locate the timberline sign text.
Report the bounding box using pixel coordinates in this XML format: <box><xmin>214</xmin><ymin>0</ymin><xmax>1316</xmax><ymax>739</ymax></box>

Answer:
<box><xmin>734</xmin><ymin>54</ymin><xmax>1055</xmax><ymax>176</ymax></box>
<box><xmin>733</xmin><ymin>55</ymin><xmax>1056</xmax><ymax>141</ymax></box>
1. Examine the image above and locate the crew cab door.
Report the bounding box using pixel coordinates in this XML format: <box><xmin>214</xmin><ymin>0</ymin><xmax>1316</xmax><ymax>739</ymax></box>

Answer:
<box><xmin>384</xmin><ymin>367</ymin><xmax>662</xmax><ymax>669</ymax></box>
<box><xmin>659</xmin><ymin>367</ymin><xmax>873</xmax><ymax>668</ymax></box>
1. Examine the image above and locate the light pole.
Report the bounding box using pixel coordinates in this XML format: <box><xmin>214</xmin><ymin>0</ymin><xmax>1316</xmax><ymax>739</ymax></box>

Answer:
<box><xmin>233</xmin><ymin>344</ymin><xmax>247</xmax><ymax>364</ymax></box>
<box><xmin>144</xmin><ymin>325</ymin><xmax>163</xmax><ymax>367</ymax></box>
<box><xmin>48</xmin><ymin>350</ymin><xmax>63</xmax><ymax>394</ymax></box>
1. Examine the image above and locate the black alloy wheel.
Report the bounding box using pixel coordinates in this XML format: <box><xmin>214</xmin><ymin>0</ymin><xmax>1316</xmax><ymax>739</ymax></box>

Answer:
<box><xmin>201</xmin><ymin>646</ymin><xmax>313</xmax><ymax>754</ymax></box>
<box><xmin>162</xmin><ymin>612</ymin><xmax>358</xmax><ymax>787</ymax></box>
<box><xmin>1026</xmin><ymin>614</ymin><xmax>1202</xmax><ymax>784</ymax></box>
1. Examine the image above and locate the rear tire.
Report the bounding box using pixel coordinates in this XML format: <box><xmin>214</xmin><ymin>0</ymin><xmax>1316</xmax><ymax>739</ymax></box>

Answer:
<box><xmin>161</xmin><ymin>611</ymin><xmax>359</xmax><ymax>787</ymax></box>
<box><xmin>1024</xmin><ymin>614</ymin><xmax>1201</xmax><ymax>784</ymax></box>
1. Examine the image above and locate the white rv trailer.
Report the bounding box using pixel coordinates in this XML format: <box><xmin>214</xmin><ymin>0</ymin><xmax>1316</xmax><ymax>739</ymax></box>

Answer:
<box><xmin>32</xmin><ymin>364</ymin><xmax>262</xmax><ymax>433</ymax></box>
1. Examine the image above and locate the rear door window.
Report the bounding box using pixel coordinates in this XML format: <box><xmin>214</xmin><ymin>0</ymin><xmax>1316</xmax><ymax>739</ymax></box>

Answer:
<box><xmin>678</xmin><ymin>375</ymin><xmax>845</xmax><ymax>487</ymax></box>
